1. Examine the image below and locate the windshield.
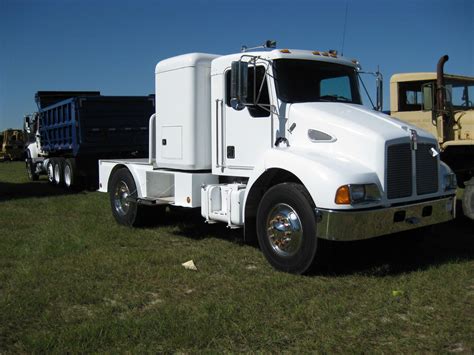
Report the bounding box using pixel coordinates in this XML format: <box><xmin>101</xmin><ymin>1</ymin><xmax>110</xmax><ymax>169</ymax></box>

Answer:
<box><xmin>446</xmin><ymin>80</ymin><xmax>474</xmax><ymax>109</ymax></box>
<box><xmin>273</xmin><ymin>59</ymin><xmax>362</xmax><ymax>104</ymax></box>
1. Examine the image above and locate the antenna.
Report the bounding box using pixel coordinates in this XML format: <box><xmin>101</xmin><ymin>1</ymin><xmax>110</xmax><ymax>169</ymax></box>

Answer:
<box><xmin>341</xmin><ymin>1</ymin><xmax>349</xmax><ymax>56</ymax></box>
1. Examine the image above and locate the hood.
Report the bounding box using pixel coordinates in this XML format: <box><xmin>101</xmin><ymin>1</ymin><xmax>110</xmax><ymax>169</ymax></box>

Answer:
<box><xmin>283</xmin><ymin>102</ymin><xmax>437</xmax><ymax>176</ymax></box>
<box><xmin>287</xmin><ymin>103</ymin><xmax>434</xmax><ymax>142</ymax></box>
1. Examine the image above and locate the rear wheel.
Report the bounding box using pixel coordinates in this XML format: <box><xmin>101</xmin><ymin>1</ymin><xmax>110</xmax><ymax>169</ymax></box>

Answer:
<box><xmin>108</xmin><ymin>168</ymin><xmax>164</xmax><ymax>227</ymax></box>
<box><xmin>53</xmin><ymin>158</ymin><xmax>65</xmax><ymax>185</ymax></box>
<box><xmin>64</xmin><ymin>158</ymin><xmax>80</xmax><ymax>189</ymax></box>
<box><xmin>256</xmin><ymin>183</ymin><xmax>318</xmax><ymax>274</ymax></box>
<box><xmin>462</xmin><ymin>178</ymin><xmax>474</xmax><ymax>220</ymax></box>
<box><xmin>47</xmin><ymin>159</ymin><xmax>55</xmax><ymax>183</ymax></box>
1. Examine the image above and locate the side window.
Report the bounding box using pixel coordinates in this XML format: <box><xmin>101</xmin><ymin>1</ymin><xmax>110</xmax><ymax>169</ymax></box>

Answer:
<box><xmin>398</xmin><ymin>81</ymin><xmax>429</xmax><ymax>111</ymax></box>
<box><xmin>226</xmin><ymin>65</ymin><xmax>270</xmax><ymax>117</ymax></box>
<box><xmin>446</xmin><ymin>84</ymin><xmax>466</xmax><ymax>107</ymax></box>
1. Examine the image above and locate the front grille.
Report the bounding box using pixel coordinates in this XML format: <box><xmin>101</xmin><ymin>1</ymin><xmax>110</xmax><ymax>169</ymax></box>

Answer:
<box><xmin>387</xmin><ymin>143</ymin><xmax>412</xmax><ymax>199</ymax></box>
<box><xmin>416</xmin><ymin>143</ymin><xmax>438</xmax><ymax>195</ymax></box>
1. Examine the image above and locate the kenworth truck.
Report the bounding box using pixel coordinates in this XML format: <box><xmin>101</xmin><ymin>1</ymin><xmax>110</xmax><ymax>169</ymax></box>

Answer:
<box><xmin>99</xmin><ymin>47</ymin><xmax>457</xmax><ymax>274</ymax></box>
<box><xmin>390</xmin><ymin>55</ymin><xmax>474</xmax><ymax>219</ymax></box>
<box><xmin>24</xmin><ymin>91</ymin><xmax>154</xmax><ymax>189</ymax></box>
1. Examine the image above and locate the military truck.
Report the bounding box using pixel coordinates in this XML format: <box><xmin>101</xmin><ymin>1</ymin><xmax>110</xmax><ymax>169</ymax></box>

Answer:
<box><xmin>0</xmin><ymin>129</ymin><xmax>25</xmax><ymax>161</ymax></box>
<box><xmin>390</xmin><ymin>55</ymin><xmax>474</xmax><ymax>219</ymax></box>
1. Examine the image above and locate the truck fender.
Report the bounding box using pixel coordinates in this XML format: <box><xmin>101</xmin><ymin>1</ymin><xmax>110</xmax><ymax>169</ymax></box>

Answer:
<box><xmin>242</xmin><ymin>148</ymin><xmax>379</xmax><ymax>242</ymax></box>
<box><xmin>25</xmin><ymin>142</ymin><xmax>39</xmax><ymax>160</ymax></box>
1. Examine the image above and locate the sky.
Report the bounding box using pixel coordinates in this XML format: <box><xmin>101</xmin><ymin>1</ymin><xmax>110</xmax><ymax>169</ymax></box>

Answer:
<box><xmin>0</xmin><ymin>0</ymin><xmax>473</xmax><ymax>131</ymax></box>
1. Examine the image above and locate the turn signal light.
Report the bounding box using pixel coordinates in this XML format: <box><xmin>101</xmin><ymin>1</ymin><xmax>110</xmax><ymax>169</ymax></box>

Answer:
<box><xmin>335</xmin><ymin>185</ymin><xmax>351</xmax><ymax>205</ymax></box>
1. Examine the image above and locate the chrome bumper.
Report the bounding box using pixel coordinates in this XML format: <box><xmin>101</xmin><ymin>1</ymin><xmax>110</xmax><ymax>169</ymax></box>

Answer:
<box><xmin>315</xmin><ymin>196</ymin><xmax>456</xmax><ymax>241</ymax></box>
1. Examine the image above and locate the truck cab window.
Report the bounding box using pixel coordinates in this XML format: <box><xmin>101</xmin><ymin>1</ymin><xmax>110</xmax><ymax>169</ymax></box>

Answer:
<box><xmin>226</xmin><ymin>66</ymin><xmax>270</xmax><ymax>117</ymax></box>
<box><xmin>398</xmin><ymin>81</ymin><xmax>427</xmax><ymax>111</ymax></box>
<box><xmin>273</xmin><ymin>59</ymin><xmax>362</xmax><ymax>104</ymax></box>
<box><xmin>446</xmin><ymin>81</ymin><xmax>474</xmax><ymax>108</ymax></box>
<box><xmin>320</xmin><ymin>76</ymin><xmax>352</xmax><ymax>101</ymax></box>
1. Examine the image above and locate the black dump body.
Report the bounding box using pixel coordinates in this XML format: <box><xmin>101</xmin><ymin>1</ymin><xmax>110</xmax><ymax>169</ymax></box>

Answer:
<box><xmin>37</xmin><ymin>91</ymin><xmax>154</xmax><ymax>159</ymax></box>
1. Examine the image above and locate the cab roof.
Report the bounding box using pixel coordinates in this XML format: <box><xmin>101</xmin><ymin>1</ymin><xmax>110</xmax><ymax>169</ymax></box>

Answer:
<box><xmin>391</xmin><ymin>72</ymin><xmax>474</xmax><ymax>83</ymax></box>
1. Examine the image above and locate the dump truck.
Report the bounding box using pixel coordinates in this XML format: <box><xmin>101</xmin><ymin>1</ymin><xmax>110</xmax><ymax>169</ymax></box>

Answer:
<box><xmin>390</xmin><ymin>55</ymin><xmax>474</xmax><ymax>219</ymax></box>
<box><xmin>0</xmin><ymin>129</ymin><xmax>25</xmax><ymax>161</ymax></box>
<box><xmin>24</xmin><ymin>91</ymin><xmax>154</xmax><ymax>188</ymax></box>
<box><xmin>98</xmin><ymin>45</ymin><xmax>458</xmax><ymax>274</ymax></box>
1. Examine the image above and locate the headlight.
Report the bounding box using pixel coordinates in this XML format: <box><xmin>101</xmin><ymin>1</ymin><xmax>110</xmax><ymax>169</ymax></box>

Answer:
<box><xmin>335</xmin><ymin>184</ymin><xmax>381</xmax><ymax>205</ymax></box>
<box><xmin>444</xmin><ymin>173</ymin><xmax>457</xmax><ymax>191</ymax></box>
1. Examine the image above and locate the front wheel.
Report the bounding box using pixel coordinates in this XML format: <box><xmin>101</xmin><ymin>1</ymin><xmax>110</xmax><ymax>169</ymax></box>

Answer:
<box><xmin>256</xmin><ymin>183</ymin><xmax>318</xmax><ymax>274</ymax></box>
<box><xmin>25</xmin><ymin>153</ymin><xmax>39</xmax><ymax>181</ymax></box>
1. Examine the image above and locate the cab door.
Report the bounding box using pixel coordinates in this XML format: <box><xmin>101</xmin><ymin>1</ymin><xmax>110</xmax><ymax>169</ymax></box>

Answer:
<box><xmin>221</xmin><ymin>64</ymin><xmax>273</xmax><ymax>177</ymax></box>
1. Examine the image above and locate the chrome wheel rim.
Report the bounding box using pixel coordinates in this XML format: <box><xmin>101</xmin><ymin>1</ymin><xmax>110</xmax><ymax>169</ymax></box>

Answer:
<box><xmin>54</xmin><ymin>164</ymin><xmax>61</xmax><ymax>183</ymax></box>
<box><xmin>47</xmin><ymin>163</ymin><xmax>54</xmax><ymax>182</ymax></box>
<box><xmin>114</xmin><ymin>181</ymin><xmax>131</xmax><ymax>216</ymax></box>
<box><xmin>64</xmin><ymin>165</ymin><xmax>71</xmax><ymax>187</ymax></box>
<box><xmin>266</xmin><ymin>203</ymin><xmax>303</xmax><ymax>257</ymax></box>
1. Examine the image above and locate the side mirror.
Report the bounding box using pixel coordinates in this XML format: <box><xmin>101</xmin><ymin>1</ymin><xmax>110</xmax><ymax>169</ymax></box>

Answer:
<box><xmin>422</xmin><ymin>83</ymin><xmax>434</xmax><ymax>111</ymax></box>
<box><xmin>230</xmin><ymin>61</ymin><xmax>248</xmax><ymax>110</ymax></box>
<box><xmin>24</xmin><ymin>115</ymin><xmax>31</xmax><ymax>134</ymax></box>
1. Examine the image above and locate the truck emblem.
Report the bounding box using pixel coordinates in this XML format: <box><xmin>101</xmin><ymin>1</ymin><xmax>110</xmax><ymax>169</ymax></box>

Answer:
<box><xmin>410</xmin><ymin>129</ymin><xmax>418</xmax><ymax>151</ymax></box>
<box><xmin>430</xmin><ymin>147</ymin><xmax>439</xmax><ymax>157</ymax></box>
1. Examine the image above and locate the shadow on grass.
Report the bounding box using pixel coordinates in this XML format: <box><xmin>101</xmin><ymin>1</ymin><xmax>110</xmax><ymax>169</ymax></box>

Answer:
<box><xmin>158</xmin><ymin>203</ymin><xmax>473</xmax><ymax>277</ymax></box>
<box><xmin>314</xmin><ymin>213</ymin><xmax>473</xmax><ymax>277</ymax></box>
<box><xmin>0</xmin><ymin>180</ymin><xmax>83</xmax><ymax>202</ymax></box>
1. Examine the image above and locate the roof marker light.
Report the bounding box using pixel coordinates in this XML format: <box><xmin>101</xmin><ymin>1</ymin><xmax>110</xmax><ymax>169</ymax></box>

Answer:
<box><xmin>312</xmin><ymin>51</ymin><xmax>321</xmax><ymax>55</ymax></box>
<box><xmin>280</xmin><ymin>49</ymin><xmax>291</xmax><ymax>53</ymax></box>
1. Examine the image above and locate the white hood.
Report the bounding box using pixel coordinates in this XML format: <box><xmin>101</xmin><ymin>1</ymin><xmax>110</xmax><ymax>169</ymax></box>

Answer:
<box><xmin>287</xmin><ymin>103</ymin><xmax>434</xmax><ymax>143</ymax></box>
<box><xmin>283</xmin><ymin>102</ymin><xmax>437</xmax><ymax>183</ymax></box>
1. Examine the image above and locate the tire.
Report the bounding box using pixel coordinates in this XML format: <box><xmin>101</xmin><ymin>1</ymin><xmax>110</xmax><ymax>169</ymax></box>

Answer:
<box><xmin>462</xmin><ymin>178</ymin><xmax>474</xmax><ymax>220</ymax></box>
<box><xmin>46</xmin><ymin>159</ymin><xmax>55</xmax><ymax>183</ymax></box>
<box><xmin>63</xmin><ymin>158</ymin><xmax>80</xmax><ymax>189</ymax></box>
<box><xmin>25</xmin><ymin>152</ymin><xmax>39</xmax><ymax>181</ymax></box>
<box><xmin>108</xmin><ymin>168</ymin><xmax>162</xmax><ymax>227</ymax></box>
<box><xmin>53</xmin><ymin>158</ymin><xmax>65</xmax><ymax>185</ymax></box>
<box><xmin>256</xmin><ymin>182</ymin><xmax>318</xmax><ymax>274</ymax></box>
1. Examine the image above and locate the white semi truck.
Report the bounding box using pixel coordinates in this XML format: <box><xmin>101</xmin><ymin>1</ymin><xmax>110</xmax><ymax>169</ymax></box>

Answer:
<box><xmin>99</xmin><ymin>47</ymin><xmax>457</xmax><ymax>274</ymax></box>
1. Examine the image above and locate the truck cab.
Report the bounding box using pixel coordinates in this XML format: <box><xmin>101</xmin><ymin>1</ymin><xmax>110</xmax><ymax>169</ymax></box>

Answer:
<box><xmin>390</xmin><ymin>57</ymin><xmax>474</xmax><ymax>219</ymax></box>
<box><xmin>99</xmin><ymin>48</ymin><xmax>457</xmax><ymax>274</ymax></box>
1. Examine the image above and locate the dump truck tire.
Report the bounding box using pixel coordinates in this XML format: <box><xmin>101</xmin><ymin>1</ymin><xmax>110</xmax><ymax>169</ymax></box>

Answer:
<box><xmin>462</xmin><ymin>178</ymin><xmax>474</xmax><ymax>220</ymax></box>
<box><xmin>47</xmin><ymin>159</ymin><xmax>55</xmax><ymax>183</ymax></box>
<box><xmin>53</xmin><ymin>158</ymin><xmax>65</xmax><ymax>185</ymax></box>
<box><xmin>25</xmin><ymin>151</ymin><xmax>39</xmax><ymax>181</ymax></box>
<box><xmin>64</xmin><ymin>158</ymin><xmax>80</xmax><ymax>189</ymax></box>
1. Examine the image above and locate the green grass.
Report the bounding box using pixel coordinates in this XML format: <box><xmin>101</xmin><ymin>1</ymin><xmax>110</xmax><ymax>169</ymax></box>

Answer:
<box><xmin>1</xmin><ymin>161</ymin><xmax>473</xmax><ymax>352</ymax></box>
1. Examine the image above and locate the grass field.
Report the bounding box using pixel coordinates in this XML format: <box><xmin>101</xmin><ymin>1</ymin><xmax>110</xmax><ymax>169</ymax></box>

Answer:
<box><xmin>0</xmin><ymin>161</ymin><xmax>473</xmax><ymax>352</ymax></box>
